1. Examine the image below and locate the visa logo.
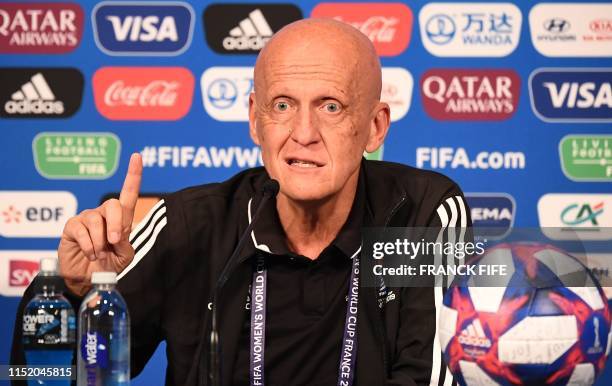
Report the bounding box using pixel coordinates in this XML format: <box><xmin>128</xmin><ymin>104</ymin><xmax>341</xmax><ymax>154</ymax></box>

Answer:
<box><xmin>93</xmin><ymin>2</ymin><xmax>194</xmax><ymax>56</ymax></box>
<box><xmin>530</xmin><ymin>69</ymin><xmax>612</xmax><ymax>122</ymax></box>
<box><xmin>543</xmin><ymin>82</ymin><xmax>612</xmax><ymax>109</ymax></box>
<box><xmin>466</xmin><ymin>194</ymin><xmax>515</xmax><ymax>239</ymax></box>
<box><xmin>106</xmin><ymin>15</ymin><xmax>178</xmax><ymax>42</ymax></box>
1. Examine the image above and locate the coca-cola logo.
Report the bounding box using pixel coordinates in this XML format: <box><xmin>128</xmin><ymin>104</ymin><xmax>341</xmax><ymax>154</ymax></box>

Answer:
<box><xmin>0</xmin><ymin>3</ymin><xmax>83</xmax><ymax>53</ymax></box>
<box><xmin>104</xmin><ymin>81</ymin><xmax>179</xmax><ymax>107</ymax></box>
<box><xmin>93</xmin><ymin>67</ymin><xmax>194</xmax><ymax>120</ymax></box>
<box><xmin>334</xmin><ymin>16</ymin><xmax>398</xmax><ymax>43</ymax></box>
<box><xmin>589</xmin><ymin>19</ymin><xmax>612</xmax><ymax>34</ymax></box>
<box><xmin>420</xmin><ymin>69</ymin><xmax>520</xmax><ymax>121</ymax></box>
<box><xmin>311</xmin><ymin>3</ymin><xmax>413</xmax><ymax>56</ymax></box>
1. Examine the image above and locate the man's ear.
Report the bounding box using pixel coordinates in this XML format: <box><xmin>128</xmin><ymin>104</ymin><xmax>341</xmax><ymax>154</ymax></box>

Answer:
<box><xmin>365</xmin><ymin>102</ymin><xmax>390</xmax><ymax>153</ymax></box>
<box><xmin>248</xmin><ymin>93</ymin><xmax>260</xmax><ymax>146</ymax></box>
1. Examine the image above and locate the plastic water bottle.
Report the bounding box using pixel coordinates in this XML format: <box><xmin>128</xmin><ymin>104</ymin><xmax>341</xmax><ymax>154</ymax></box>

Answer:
<box><xmin>22</xmin><ymin>257</ymin><xmax>76</xmax><ymax>386</ymax></box>
<box><xmin>77</xmin><ymin>272</ymin><xmax>130</xmax><ymax>386</ymax></box>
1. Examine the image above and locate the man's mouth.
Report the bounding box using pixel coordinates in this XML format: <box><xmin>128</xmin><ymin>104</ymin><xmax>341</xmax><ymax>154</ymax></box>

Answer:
<box><xmin>286</xmin><ymin>159</ymin><xmax>323</xmax><ymax>168</ymax></box>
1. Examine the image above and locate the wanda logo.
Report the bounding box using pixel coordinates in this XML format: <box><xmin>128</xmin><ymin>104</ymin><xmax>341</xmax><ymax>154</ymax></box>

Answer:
<box><xmin>311</xmin><ymin>3</ymin><xmax>413</xmax><ymax>56</ymax></box>
<box><xmin>9</xmin><ymin>260</ymin><xmax>39</xmax><ymax>287</ymax></box>
<box><xmin>93</xmin><ymin>67</ymin><xmax>194</xmax><ymax>120</ymax></box>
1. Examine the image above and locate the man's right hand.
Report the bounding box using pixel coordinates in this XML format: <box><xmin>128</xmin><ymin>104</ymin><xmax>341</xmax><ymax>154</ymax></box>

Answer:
<box><xmin>58</xmin><ymin>153</ymin><xmax>143</xmax><ymax>296</ymax></box>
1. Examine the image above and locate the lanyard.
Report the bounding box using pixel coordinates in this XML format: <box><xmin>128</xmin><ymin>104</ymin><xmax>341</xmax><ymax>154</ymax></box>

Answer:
<box><xmin>249</xmin><ymin>252</ymin><xmax>361</xmax><ymax>386</ymax></box>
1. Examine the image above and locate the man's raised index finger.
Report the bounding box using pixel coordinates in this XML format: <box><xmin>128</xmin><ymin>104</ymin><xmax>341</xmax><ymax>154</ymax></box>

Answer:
<box><xmin>119</xmin><ymin>153</ymin><xmax>143</xmax><ymax>227</ymax></box>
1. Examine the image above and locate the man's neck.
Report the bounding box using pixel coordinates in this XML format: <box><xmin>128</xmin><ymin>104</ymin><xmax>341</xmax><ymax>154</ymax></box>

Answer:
<box><xmin>277</xmin><ymin>173</ymin><xmax>359</xmax><ymax>260</ymax></box>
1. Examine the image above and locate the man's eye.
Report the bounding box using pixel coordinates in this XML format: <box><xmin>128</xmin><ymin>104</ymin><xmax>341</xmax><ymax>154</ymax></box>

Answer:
<box><xmin>325</xmin><ymin>103</ymin><xmax>340</xmax><ymax>113</ymax></box>
<box><xmin>276</xmin><ymin>102</ymin><xmax>289</xmax><ymax>111</ymax></box>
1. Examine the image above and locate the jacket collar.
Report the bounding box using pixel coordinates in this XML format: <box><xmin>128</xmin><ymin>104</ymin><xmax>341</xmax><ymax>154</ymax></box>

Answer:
<box><xmin>239</xmin><ymin>158</ymin><xmax>408</xmax><ymax>262</ymax></box>
<box><xmin>246</xmin><ymin>170</ymin><xmax>367</xmax><ymax>260</ymax></box>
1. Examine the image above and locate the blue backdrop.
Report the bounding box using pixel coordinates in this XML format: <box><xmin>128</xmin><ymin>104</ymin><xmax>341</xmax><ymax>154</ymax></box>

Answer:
<box><xmin>1</xmin><ymin>0</ymin><xmax>610</xmax><ymax>385</ymax></box>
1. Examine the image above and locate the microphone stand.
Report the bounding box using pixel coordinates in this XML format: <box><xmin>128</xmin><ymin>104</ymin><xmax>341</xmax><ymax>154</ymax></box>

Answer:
<box><xmin>207</xmin><ymin>180</ymin><xmax>279</xmax><ymax>386</ymax></box>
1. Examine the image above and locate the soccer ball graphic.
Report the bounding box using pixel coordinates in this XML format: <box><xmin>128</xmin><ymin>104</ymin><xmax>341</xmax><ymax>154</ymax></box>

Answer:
<box><xmin>439</xmin><ymin>242</ymin><xmax>611</xmax><ymax>386</ymax></box>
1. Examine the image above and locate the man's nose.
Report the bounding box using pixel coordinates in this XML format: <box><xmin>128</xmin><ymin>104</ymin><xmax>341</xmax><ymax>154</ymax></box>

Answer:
<box><xmin>290</xmin><ymin>107</ymin><xmax>321</xmax><ymax>146</ymax></box>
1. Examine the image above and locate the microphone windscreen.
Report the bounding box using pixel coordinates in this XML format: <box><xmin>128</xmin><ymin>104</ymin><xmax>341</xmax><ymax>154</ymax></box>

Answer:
<box><xmin>263</xmin><ymin>179</ymin><xmax>280</xmax><ymax>197</ymax></box>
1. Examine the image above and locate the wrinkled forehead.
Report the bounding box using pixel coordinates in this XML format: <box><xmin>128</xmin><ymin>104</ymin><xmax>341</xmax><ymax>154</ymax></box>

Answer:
<box><xmin>253</xmin><ymin>19</ymin><xmax>381</xmax><ymax>101</ymax></box>
<box><xmin>256</xmin><ymin>53</ymin><xmax>359</xmax><ymax>99</ymax></box>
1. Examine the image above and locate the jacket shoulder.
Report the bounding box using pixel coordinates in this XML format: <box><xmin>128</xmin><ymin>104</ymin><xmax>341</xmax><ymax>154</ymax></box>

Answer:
<box><xmin>164</xmin><ymin>167</ymin><xmax>268</xmax><ymax>207</ymax></box>
<box><xmin>364</xmin><ymin>160</ymin><xmax>462</xmax><ymax>198</ymax></box>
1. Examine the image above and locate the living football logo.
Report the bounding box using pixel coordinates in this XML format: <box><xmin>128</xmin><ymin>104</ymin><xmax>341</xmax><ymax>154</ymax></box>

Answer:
<box><xmin>33</xmin><ymin>132</ymin><xmax>121</xmax><ymax>180</ymax></box>
<box><xmin>529</xmin><ymin>3</ymin><xmax>612</xmax><ymax>57</ymax></box>
<box><xmin>93</xmin><ymin>67</ymin><xmax>194</xmax><ymax>121</ymax></box>
<box><xmin>419</xmin><ymin>3</ymin><xmax>522</xmax><ymax>57</ymax></box>
<box><xmin>203</xmin><ymin>4</ymin><xmax>302</xmax><ymax>54</ymax></box>
<box><xmin>0</xmin><ymin>68</ymin><xmax>83</xmax><ymax>118</ymax></box>
<box><xmin>0</xmin><ymin>2</ymin><xmax>83</xmax><ymax>53</ymax></box>
<box><xmin>529</xmin><ymin>68</ymin><xmax>612</xmax><ymax>122</ymax></box>
<box><xmin>421</xmin><ymin>69</ymin><xmax>520</xmax><ymax>120</ymax></box>
<box><xmin>310</xmin><ymin>3</ymin><xmax>413</xmax><ymax>57</ymax></box>
<box><xmin>92</xmin><ymin>1</ymin><xmax>195</xmax><ymax>56</ymax></box>
<box><xmin>559</xmin><ymin>135</ymin><xmax>612</xmax><ymax>181</ymax></box>
<box><xmin>466</xmin><ymin>193</ymin><xmax>515</xmax><ymax>239</ymax></box>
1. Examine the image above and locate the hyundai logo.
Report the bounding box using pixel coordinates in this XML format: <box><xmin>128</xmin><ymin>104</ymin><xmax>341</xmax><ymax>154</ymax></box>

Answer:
<box><xmin>543</xmin><ymin>18</ymin><xmax>570</xmax><ymax>33</ymax></box>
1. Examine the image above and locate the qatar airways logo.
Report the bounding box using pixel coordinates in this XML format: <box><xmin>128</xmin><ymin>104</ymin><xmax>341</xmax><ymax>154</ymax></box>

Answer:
<box><xmin>93</xmin><ymin>67</ymin><xmax>194</xmax><ymax>120</ymax></box>
<box><xmin>420</xmin><ymin>69</ymin><xmax>520</xmax><ymax>120</ymax></box>
<box><xmin>311</xmin><ymin>3</ymin><xmax>413</xmax><ymax>56</ymax></box>
<box><xmin>0</xmin><ymin>3</ymin><xmax>83</xmax><ymax>53</ymax></box>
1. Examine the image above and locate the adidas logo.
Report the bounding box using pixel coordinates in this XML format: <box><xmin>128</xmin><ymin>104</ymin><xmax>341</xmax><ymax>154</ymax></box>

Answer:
<box><xmin>223</xmin><ymin>9</ymin><xmax>273</xmax><ymax>51</ymax></box>
<box><xmin>4</xmin><ymin>73</ymin><xmax>64</xmax><ymax>115</ymax></box>
<box><xmin>457</xmin><ymin>319</ymin><xmax>491</xmax><ymax>348</ymax></box>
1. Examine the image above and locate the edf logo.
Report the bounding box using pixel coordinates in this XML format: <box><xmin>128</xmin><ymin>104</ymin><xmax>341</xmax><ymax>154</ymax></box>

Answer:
<box><xmin>0</xmin><ymin>191</ymin><xmax>77</xmax><ymax>237</ymax></box>
<box><xmin>466</xmin><ymin>193</ymin><xmax>515</xmax><ymax>239</ymax></box>
<box><xmin>93</xmin><ymin>1</ymin><xmax>194</xmax><ymax>56</ymax></box>
<box><xmin>529</xmin><ymin>68</ymin><xmax>612</xmax><ymax>122</ymax></box>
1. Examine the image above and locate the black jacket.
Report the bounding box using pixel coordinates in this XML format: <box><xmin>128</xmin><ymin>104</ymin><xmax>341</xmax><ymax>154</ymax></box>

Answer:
<box><xmin>12</xmin><ymin>160</ymin><xmax>471</xmax><ymax>386</ymax></box>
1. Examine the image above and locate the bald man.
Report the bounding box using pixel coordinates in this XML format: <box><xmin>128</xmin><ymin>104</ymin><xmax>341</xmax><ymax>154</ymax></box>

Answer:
<box><xmin>11</xmin><ymin>19</ymin><xmax>470</xmax><ymax>386</ymax></box>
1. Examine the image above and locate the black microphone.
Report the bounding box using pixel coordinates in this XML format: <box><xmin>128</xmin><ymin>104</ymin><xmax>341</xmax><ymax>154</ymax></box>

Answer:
<box><xmin>206</xmin><ymin>179</ymin><xmax>280</xmax><ymax>386</ymax></box>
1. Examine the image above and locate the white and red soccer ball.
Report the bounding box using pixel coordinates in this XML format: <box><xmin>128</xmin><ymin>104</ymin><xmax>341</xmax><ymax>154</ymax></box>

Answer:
<box><xmin>439</xmin><ymin>242</ymin><xmax>611</xmax><ymax>386</ymax></box>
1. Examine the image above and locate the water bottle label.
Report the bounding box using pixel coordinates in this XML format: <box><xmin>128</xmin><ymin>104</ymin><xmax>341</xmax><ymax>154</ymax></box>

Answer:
<box><xmin>80</xmin><ymin>332</ymin><xmax>109</xmax><ymax>382</ymax></box>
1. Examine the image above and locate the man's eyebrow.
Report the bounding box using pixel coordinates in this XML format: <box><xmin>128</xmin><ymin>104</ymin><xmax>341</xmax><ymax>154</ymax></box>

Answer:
<box><xmin>270</xmin><ymin>94</ymin><xmax>294</xmax><ymax>100</ymax></box>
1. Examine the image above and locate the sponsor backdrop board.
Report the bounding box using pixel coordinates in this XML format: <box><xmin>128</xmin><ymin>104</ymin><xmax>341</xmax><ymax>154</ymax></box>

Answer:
<box><xmin>0</xmin><ymin>0</ymin><xmax>611</xmax><ymax>384</ymax></box>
